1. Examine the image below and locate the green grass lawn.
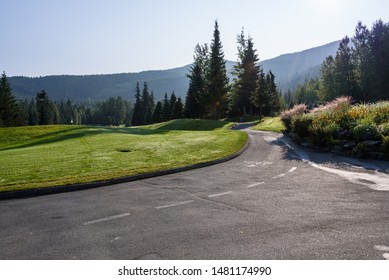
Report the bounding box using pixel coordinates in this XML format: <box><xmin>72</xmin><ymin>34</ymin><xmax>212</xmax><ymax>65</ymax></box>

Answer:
<box><xmin>251</xmin><ymin>117</ymin><xmax>285</xmax><ymax>133</ymax></box>
<box><xmin>0</xmin><ymin>120</ymin><xmax>247</xmax><ymax>192</ymax></box>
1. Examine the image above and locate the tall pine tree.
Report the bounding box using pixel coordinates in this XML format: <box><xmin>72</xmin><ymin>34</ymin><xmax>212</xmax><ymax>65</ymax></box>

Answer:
<box><xmin>203</xmin><ymin>20</ymin><xmax>230</xmax><ymax>119</ymax></box>
<box><xmin>36</xmin><ymin>90</ymin><xmax>53</xmax><ymax>125</ymax></box>
<box><xmin>0</xmin><ymin>72</ymin><xmax>19</xmax><ymax>126</ymax></box>
<box><xmin>141</xmin><ymin>82</ymin><xmax>154</xmax><ymax>125</ymax></box>
<box><xmin>161</xmin><ymin>93</ymin><xmax>170</xmax><ymax>121</ymax></box>
<box><xmin>231</xmin><ymin>30</ymin><xmax>260</xmax><ymax>116</ymax></box>
<box><xmin>185</xmin><ymin>44</ymin><xmax>209</xmax><ymax>118</ymax></box>
<box><xmin>131</xmin><ymin>82</ymin><xmax>143</xmax><ymax>126</ymax></box>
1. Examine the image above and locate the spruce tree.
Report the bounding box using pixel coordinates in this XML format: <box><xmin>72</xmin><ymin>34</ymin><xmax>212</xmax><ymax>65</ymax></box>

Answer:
<box><xmin>368</xmin><ymin>20</ymin><xmax>389</xmax><ymax>100</ymax></box>
<box><xmin>185</xmin><ymin>44</ymin><xmax>208</xmax><ymax>118</ymax></box>
<box><xmin>251</xmin><ymin>69</ymin><xmax>267</xmax><ymax>116</ymax></box>
<box><xmin>153</xmin><ymin>101</ymin><xmax>162</xmax><ymax>123</ymax></box>
<box><xmin>28</xmin><ymin>99</ymin><xmax>39</xmax><ymax>125</ymax></box>
<box><xmin>173</xmin><ymin>97</ymin><xmax>184</xmax><ymax>119</ymax></box>
<box><xmin>169</xmin><ymin>92</ymin><xmax>177</xmax><ymax>119</ymax></box>
<box><xmin>265</xmin><ymin>71</ymin><xmax>280</xmax><ymax>116</ymax></box>
<box><xmin>36</xmin><ymin>90</ymin><xmax>53</xmax><ymax>125</ymax></box>
<box><xmin>141</xmin><ymin>82</ymin><xmax>153</xmax><ymax>125</ymax></box>
<box><xmin>131</xmin><ymin>82</ymin><xmax>143</xmax><ymax>126</ymax></box>
<box><xmin>231</xmin><ymin>30</ymin><xmax>260</xmax><ymax>116</ymax></box>
<box><xmin>0</xmin><ymin>72</ymin><xmax>19</xmax><ymax>126</ymax></box>
<box><xmin>352</xmin><ymin>21</ymin><xmax>371</xmax><ymax>102</ymax></box>
<box><xmin>161</xmin><ymin>93</ymin><xmax>170</xmax><ymax>121</ymax></box>
<box><xmin>204</xmin><ymin>20</ymin><xmax>230</xmax><ymax>119</ymax></box>
<box><xmin>319</xmin><ymin>56</ymin><xmax>337</xmax><ymax>102</ymax></box>
<box><xmin>334</xmin><ymin>37</ymin><xmax>358</xmax><ymax>98</ymax></box>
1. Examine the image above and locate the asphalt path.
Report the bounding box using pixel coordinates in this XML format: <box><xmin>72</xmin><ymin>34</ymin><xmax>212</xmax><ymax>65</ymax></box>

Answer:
<box><xmin>1</xmin><ymin>126</ymin><xmax>389</xmax><ymax>259</ymax></box>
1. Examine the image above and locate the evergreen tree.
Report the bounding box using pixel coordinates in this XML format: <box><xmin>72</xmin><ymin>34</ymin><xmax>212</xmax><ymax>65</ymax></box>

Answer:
<box><xmin>265</xmin><ymin>71</ymin><xmax>280</xmax><ymax>116</ymax></box>
<box><xmin>131</xmin><ymin>82</ymin><xmax>143</xmax><ymax>126</ymax></box>
<box><xmin>319</xmin><ymin>20</ymin><xmax>389</xmax><ymax>102</ymax></box>
<box><xmin>161</xmin><ymin>93</ymin><xmax>170</xmax><ymax>121</ymax></box>
<box><xmin>319</xmin><ymin>56</ymin><xmax>337</xmax><ymax>102</ymax></box>
<box><xmin>185</xmin><ymin>44</ymin><xmax>208</xmax><ymax>118</ymax></box>
<box><xmin>231</xmin><ymin>30</ymin><xmax>260</xmax><ymax>116</ymax></box>
<box><xmin>52</xmin><ymin>101</ymin><xmax>61</xmax><ymax>124</ymax></box>
<box><xmin>169</xmin><ymin>92</ymin><xmax>177</xmax><ymax>119</ymax></box>
<box><xmin>36</xmin><ymin>90</ymin><xmax>53</xmax><ymax>125</ymax></box>
<box><xmin>144</xmin><ymin>90</ymin><xmax>155</xmax><ymax>125</ymax></box>
<box><xmin>284</xmin><ymin>89</ymin><xmax>293</xmax><ymax>108</ymax></box>
<box><xmin>141</xmin><ymin>82</ymin><xmax>153</xmax><ymax>125</ymax></box>
<box><xmin>203</xmin><ymin>20</ymin><xmax>230</xmax><ymax>119</ymax></box>
<box><xmin>153</xmin><ymin>101</ymin><xmax>162</xmax><ymax>123</ymax></box>
<box><xmin>334</xmin><ymin>37</ymin><xmax>358</xmax><ymax>98</ymax></box>
<box><xmin>0</xmin><ymin>72</ymin><xmax>19</xmax><ymax>126</ymax></box>
<box><xmin>368</xmin><ymin>20</ymin><xmax>389</xmax><ymax>100</ymax></box>
<box><xmin>173</xmin><ymin>97</ymin><xmax>184</xmax><ymax>119</ymax></box>
<box><xmin>251</xmin><ymin>69</ymin><xmax>267</xmax><ymax>116</ymax></box>
<box><xmin>28</xmin><ymin>99</ymin><xmax>39</xmax><ymax>125</ymax></box>
<box><xmin>352</xmin><ymin>21</ymin><xmax>371</xmax><ymax>101</ymax></box>
<box><xmin>293</xmin><ymin>78</ymin><xmax>320</xmax><ymax>107</ymax></box>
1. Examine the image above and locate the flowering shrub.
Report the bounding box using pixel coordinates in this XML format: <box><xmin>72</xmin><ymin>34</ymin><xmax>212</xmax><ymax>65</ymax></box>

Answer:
<box><xmin>308</xmin><ymin>122</ymin><xmax>340</xmax><ymax>147</ymax></box>
<box><xmin>281</xmin><ymin>97</ymin><xmax>389</xmax><ymax>159</ymax></box>
<box><xmin>311</xmin><ymin>96</ymin><xmax>353</xmax><ymax>129</ymax></box>
<box><xmin>311</xmin><ymin>96</ymin><xmax>352</xmax><ymax>115</ymax></box>
<box><xmin>280</xmin><ymin>104</ymin><xmax>307</xmax><ymax>132</ymax></box>
<box><xmin>352</xmin><ymin>123</ymin><xmax>381</xmax><ymax>141</ymax></box>
<box><xmin>378</xmin><ymin>123</ymin><xmax>389</xmax><ymax>136</ymax></box>
<box><xmin>292</xmin><ymin>114</ymin><xmax>314</xmax><ymax>142</ymax></box>
<box><xmin>370</xmin><ymin>101</ymin><xmax>389</xmax><ymax>124</ymax></box>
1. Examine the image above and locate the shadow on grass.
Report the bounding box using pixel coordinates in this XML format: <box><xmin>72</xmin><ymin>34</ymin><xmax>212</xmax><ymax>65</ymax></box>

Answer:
<box><xmin>143</xmin><ymin>119</ymin><xmax>234</xmax><ymax>131</ymax></box>
<box><xmin>0</xmin><ymin>126</ymin><xmax>169</xmax><ymax>152</ymax></box>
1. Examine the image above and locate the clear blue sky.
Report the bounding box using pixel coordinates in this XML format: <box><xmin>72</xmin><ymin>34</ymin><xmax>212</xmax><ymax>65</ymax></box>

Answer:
<box><xmin>1</xmin><ymin>0</ymin><xmax>388</xmax><ymax>77</ymax></box>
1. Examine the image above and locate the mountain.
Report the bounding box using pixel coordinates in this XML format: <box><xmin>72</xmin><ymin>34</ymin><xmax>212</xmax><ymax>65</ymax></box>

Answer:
<box><xmin>9</xmin><ymin>66</ymin><xmax>192</xmax><ymax>102</ymax></box>
<box><xmin>259</xmin><ymin>40</ymin><xmax>340</xmax><ymax>91</ymax></box>
<box><xmin>8</xmin><ymin>41</ymin><xmax>340</xmax><ymax>101</ymax></box>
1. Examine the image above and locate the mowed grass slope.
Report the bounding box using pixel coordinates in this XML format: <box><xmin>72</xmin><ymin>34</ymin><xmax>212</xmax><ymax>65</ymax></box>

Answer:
<box><xmin>0</xmin><ymin>120</ymin><xmax>247</xmax><ymax>192</ymax></box>
<box><xmin>251</xmin><ymin>117</ymin><xmax>285</xmax><ymax>133</ymax></box>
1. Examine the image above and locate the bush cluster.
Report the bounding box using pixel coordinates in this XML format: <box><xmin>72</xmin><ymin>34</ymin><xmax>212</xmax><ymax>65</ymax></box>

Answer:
<box><xmin>281</xmin><ymin>97</ymin><xmax>389</xmax><ymax>159</ymax></box>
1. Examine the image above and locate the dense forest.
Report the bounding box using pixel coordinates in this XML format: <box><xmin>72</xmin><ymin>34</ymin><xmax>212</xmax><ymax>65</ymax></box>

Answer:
<box><xmin>289</xmin><ymin>20</ymin><xmax>389</xmax><ymax>105</ymax></box>
<box><xmin>0</xmin><ymin>71</ymin><xmax>183</xmax><ymax>127</ymax></box>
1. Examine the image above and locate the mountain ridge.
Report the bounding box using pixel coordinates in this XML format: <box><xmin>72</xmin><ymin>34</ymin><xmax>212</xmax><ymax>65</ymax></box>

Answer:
<box><xmin>8</xmin><ymin>40</ymin><xmax>340</xmax><ymax>101</ymax></box>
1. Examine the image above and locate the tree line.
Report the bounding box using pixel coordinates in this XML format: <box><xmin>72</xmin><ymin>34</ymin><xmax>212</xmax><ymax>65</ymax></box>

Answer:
<box><xmin>1</xmin><ymin>70</ymin><xmax>184</xmax><ymax>127</ymax></box>
<box><xmin>0</xmin><ymin>72</ymin><xmax>133</xmax><ymax>127</ymax></box>
<box><xmin>289</xmin><ymin>20</ymin><xmax>389</xmax><ymax>106</ymax></box>
<box><xmin>184</xmin><ymin>22</ymin><xmax>281</xmax><ymax>120</ymax></box>
<box><xmin>131</xmin><ymin>81</ymin><xmax>184</xmax><ymax>126</ymax></box>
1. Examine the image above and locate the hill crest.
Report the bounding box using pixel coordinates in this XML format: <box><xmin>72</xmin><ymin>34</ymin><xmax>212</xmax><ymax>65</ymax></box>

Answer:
<box><xmin>9</xmin><ymin>41</ymin><xmax>340</xmax><ymax>101</ymax></box>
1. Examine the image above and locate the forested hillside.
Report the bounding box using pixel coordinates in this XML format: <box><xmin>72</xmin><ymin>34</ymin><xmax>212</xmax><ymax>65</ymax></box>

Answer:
<box><xmin>9</xmin><ymin>67</ymin><xmax>191</xmax><ymax>102</ymax></box>
<box><xmin>8</xmin><ymin>41</ymin><xmax>339</xmax><ymax>102</ymax></box>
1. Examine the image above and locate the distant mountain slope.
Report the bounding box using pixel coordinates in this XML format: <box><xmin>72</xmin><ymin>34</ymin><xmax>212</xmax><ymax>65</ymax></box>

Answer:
<box><xmin>9</xmin><ymin>41</ymin><xmax>340</xmax><ymax>101</ymax></box>
<box><xmin>259</xmin><ymin>40</ymin><xmax>340</xmax><ymax>91</ymax></box>
<box><xmin>9</xmin><ymin>66</ymin><xmax>191</xmax><ymax>101</ymax></box>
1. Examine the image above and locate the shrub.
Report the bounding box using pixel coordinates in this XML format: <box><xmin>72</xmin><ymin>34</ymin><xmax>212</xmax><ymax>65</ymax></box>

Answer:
<box><xmin>378</xmin><ymin>123</ymin><xmax>389</xmax><ymax>136</ymax></box>
<box><xmin>311</xmin><ymin>96</ymin><xmax>353</xmax><ymax>129</ymax></box>
<box><xmin>308</xmin><ymin>122</ymin><xmax>340</xmax><ymax>147</ymax></box>
<box><xmin>382</xmin><ymin>135</ymin><xmax>389</xmax><ymax>154</ymax></box>
<box><xmin>292</xmin><ymin>114</ymin><xmax>314</xmax><ymax>142</ymax></box>
<box><xmin>370</xmin><ymin>101</ymin><xmax>389</xmax><ymax>124</ymax></box>
<box><xmin>352</xmin><ymin>123</ymin><xmax>381</xmax><ymax>141</ymax></box>
<box><xmin>280</xmin><ymin>104</ymin><xmax>307</xmax><ymax>132</ymax></box>
<box><xmin>311</xmin><ymin>96</ymin><xmax>352</xmax><ymax>115</ymax></box>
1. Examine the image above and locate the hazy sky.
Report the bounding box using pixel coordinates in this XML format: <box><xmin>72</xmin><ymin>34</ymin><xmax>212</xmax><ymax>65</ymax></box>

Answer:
<box><xmin>2</xmin><ymin>0</ymin><xmax>389</xmax><ymax>77</ymax></box>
